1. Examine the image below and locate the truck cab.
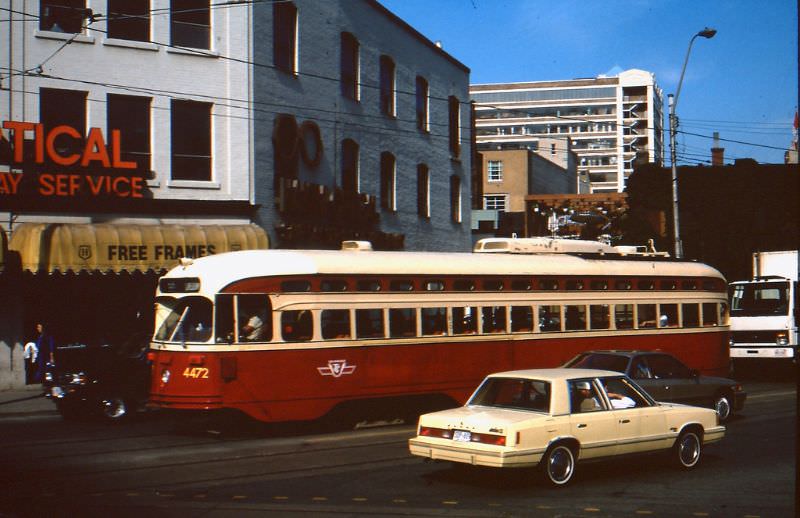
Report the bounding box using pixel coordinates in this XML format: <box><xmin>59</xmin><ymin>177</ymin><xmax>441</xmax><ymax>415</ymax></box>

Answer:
<box><xmin>729</xmin><ymin>251</ymin><xmax>798</xmax><ymax>364</ymax></box>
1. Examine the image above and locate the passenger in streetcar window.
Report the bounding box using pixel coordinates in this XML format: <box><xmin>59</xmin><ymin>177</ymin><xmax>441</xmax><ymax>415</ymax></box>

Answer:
<box><xmin>241</xmin><ymin>301</ymin><xmax>269</xmax><ymax>341</ymax></box>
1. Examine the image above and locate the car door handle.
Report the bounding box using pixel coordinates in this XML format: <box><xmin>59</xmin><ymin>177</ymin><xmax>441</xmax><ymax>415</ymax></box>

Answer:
<box><xmin>619</xmin><ymin>419</ymin><xmax>631</xmax><ymax>424</ymax></box>
<box><xmin>577</xmin><ymin>423</ymin><xmax>587</xmax><ymax>428</ymax></box>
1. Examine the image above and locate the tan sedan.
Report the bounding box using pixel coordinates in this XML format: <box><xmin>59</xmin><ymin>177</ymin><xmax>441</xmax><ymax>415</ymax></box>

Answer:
<box><xmin>409</xmin><ymin>368</ymin><xmax>724</xmax><ymax>486</ymax></box>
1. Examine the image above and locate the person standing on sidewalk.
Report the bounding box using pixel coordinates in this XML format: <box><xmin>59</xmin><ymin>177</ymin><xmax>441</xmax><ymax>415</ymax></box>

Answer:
<box><xmin>33</xmin><ymin>322</ymin><xmax>55</xmax><ymax>384</ymax></box>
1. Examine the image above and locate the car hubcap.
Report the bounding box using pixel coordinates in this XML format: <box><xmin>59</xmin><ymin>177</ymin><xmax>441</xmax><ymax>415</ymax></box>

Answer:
<box><xmin>548</xmin><ymin>447</ymin><xmax>573</xmax><ymax>483</ymax></box>
<box><xmin>102</xmin><ymin>398</ymin><xmax>127</xmax><ymax>419</ymax></box>
<box><xmin>679</xmin><ymin>434</ymin><xmax>700</xmax><ymax>466</ymax></box>
<box><xmin>715</xmin><ymin>397</ymin><xmax>731</xmax><ymax>421</ymax></box>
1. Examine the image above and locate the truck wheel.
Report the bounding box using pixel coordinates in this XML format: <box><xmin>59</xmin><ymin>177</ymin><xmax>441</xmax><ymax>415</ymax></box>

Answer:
<box><xmin>100</xmin><ymin>396</ymin><xmax>130</xmax><ymax>421</ymax></box>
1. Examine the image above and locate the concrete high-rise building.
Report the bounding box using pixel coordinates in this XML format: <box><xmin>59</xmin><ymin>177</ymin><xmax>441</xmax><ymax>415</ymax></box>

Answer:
<box><xmin>471</xmin><ymin>69</ymin><xmax>664</xmax><ymax>193</ymax></box>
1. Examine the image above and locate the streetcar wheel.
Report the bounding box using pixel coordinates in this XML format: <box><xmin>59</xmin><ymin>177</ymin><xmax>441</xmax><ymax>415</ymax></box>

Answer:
<box><xmin>713</xmin><ymin>393</ymin><xmax>732</xmax><ymax>422</ymax></box>
<box><xmin>541</xmin><ymin>443</ymin><xmax>576</xmax><ymax>486</ymax></box>
<box><xmin>674</xmin><ymin>430</ymin><xmax>702</xmax><ymax>469</ymax></box>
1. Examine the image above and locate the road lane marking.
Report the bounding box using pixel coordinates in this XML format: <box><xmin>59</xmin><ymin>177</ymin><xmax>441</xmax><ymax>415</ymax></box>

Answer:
<box><xmin>442</xmin><ymin>500</ymin><xmax>459</xmax><ymax>505</ymax></box>
<box><xmin>273</xmin><ymin>496</ymin><xmax>289</xmax><ymax>501</ymax></box>
<box><xmin>352</xmin><ymin>497</ymin><xmax>368</xmax><ymax>502</ymax></box>
<box><xmin>392</xmin><ymin>498</ymin><xmax>407</xmax><ymax>504</ymax></box>
<box><xmin>312</xmin><ymin>496</ymin><xmax>328</xmax><ymax>501</ymax></box>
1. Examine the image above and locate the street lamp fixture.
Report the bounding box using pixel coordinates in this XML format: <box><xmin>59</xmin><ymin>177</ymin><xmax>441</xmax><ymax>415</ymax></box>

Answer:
<box><xmin>669</xmin><ymin>27</ymin><xmax>716</xmax><ymax>258</ymax></box>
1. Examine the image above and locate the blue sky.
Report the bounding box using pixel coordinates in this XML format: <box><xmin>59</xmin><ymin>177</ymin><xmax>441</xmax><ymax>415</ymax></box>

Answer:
<box><xmin>380</xmin><ymin>0</ymin><xmax>798</xmax><ymax>165</ymax></box>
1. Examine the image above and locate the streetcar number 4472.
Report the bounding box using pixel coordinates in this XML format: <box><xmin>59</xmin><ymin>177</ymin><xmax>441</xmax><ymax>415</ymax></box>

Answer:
<box><xmin>183</xmin><ymin>367</ymin><xmax>209</xmax><ymax>379</ymax></box>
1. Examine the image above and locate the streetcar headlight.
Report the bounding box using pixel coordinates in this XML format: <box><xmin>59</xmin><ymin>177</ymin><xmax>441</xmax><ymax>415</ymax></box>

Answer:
<box><xmin>161</xmin><ymin>369</ymin><xmax>171</xmax><ymax>384</ymax></box>
<box><xmin>776</xmin><ymin>332</ymin><xmax>788</xmax><ymax>346</ymax></box>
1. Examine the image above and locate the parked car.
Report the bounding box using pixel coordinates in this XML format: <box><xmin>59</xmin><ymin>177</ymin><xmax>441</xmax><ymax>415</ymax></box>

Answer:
<box><xmin>44</xmin><ymin>331</ymin><xmax>151</xmax><ymax>421</ymax></box>
<box><xmin>409</xmin><ymin>368</ymin><xmax>724</xmax><ymax>486</ymax></box>
<box><xmin>563</xmin><ymin>351</ymin><xmax>746</xmax><ymax>422</ymax></box>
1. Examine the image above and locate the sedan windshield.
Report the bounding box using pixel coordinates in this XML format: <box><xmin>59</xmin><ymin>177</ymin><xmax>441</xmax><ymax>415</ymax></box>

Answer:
<box><xmin>565</xmin><ymin>353</ymin><xmax>629</xmax><ymax>373</ymax></box>
<box><xmin>154</xmin><ymin>296</ymin><xmax>213</xmax><ymax>343</ymax></box>
<box><xmin>469</xmin><ymin>377</ymin><xmax>550</xmax><ymax>413</ymax></box>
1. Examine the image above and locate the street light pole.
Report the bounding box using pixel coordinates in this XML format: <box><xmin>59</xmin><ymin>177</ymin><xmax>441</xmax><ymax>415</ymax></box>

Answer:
<box><xmin>669</xmin><ymin>27</ymin><xmax>716</xmax><ymax>258</ymax></box>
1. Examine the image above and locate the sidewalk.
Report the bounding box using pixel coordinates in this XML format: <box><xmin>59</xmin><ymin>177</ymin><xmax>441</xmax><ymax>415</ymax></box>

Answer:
<box><xmin>0</xmin><ymin>386</ymin><xmax>57</xmax><ymax>417</ymax></box>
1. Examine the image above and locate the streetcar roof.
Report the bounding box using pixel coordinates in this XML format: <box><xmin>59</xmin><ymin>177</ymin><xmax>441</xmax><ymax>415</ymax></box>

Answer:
<box><xmin>158</xmin><ymin>248</ymin><xmax>725</xmax><ymax>296</ymax></box>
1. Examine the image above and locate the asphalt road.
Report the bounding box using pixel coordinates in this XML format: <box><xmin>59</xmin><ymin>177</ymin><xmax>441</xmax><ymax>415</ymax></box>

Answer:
<box><xmin>0</xmin><ymin>380</ymin><xmax>795</xmax><ymax>518</ymax></box>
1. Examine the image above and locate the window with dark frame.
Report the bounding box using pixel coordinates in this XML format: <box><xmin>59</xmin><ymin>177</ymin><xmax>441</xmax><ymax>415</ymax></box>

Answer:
<box><xmin>40</xmin><ymin>0</ymin><xmax>86</xmax><ymax>33</ymax></box>
<box><xmin>450</xmin><ymin>174</ymin><xmax>461</xmax><ymax>222</ymax></box>
<box><xmin>379</xmin><ymin>55</ymin><xmax>396</xmax><ymax>117</ymax></box>
<box><xmin>341</xmin><ymin>139</ymin><xmax>359</xmax><ymax>192</ymax></box>
<box><xmin>39</xmin><ymin>87</ymin><xmax>87</xmax><ymax>164</ymax></box>
<box><xmin>274</xmin><ymin>1</ymin><xmax>297</xmax><ymax>74</ymax></box>
<box><xmin>107</xmin><ymin>0</ymin><xmax>149</xmax><ymax>41</ymax></box>
<box><xmin>107</xmin><ymin>94</ymin><xmax>151</xmax><ymax>174</ymax></box>
<box><xmin>380</xmin><ymin>152</ymin><xmax>396</xmax><ymax>211</ymax></box>
<box><xmin>340</xmin><ymin>32</ymin><xmax>359</xmax><ymax>100</ymax></box>
<box><xmin>448</xmin><ymin>95</ymin><xmax>461</xmax><ymax>157</ymax></box>
<box><xmin>170</xmin><ymin>0</ymin><xmax>209</xmax><ymax>49</ymax></box>
<box><xmin>170</xmin><ymin>99</ymin><xmax>212</xmax><ymax>181</ymax></box>
<box><xmin>415</xmin><ymin>76</ymin><xmax>429</xmax><ymax>131</ymax></box>
<box><xmin>417</xmin><ymin>164</ymin><xmax>430</xmax><ymax>217</ymax></box>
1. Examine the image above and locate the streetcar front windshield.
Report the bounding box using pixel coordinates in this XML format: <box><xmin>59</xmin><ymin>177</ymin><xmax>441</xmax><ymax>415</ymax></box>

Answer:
<box><xmin>730</xmin><ymin>282</ymin><xmax>790</xmax><ymax>316</ymax></box>
<box><xmin>154</xmin><ymin>296</ymin><xmax>213</xmax><ymax>343</ymax></box>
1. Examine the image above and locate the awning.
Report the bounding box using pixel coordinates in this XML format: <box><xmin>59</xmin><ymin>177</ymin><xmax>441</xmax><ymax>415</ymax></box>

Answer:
<box><xmin>9</xmin><ymin>222</ymin><xmax>269</xmax><ymax>273</ymax></box>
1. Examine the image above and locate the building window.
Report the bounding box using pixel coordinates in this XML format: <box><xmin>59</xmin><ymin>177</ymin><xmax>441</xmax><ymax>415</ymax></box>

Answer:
<box><xmin>380</xmin><ymin>152</ymin><xmax>396</xmax><ymax>212</ymax></box>
<box><xmin>274</xmin><ymin>2</ymin><xmax>298</xmax><ymax>74</ymax></box>
<box><xmin>107</xmin><ymin>0</ymin><xmax>149</xmax><ymax>41</ymax></box>
<box><xmin>107</xmin><ymin>94</ymin><xmax>151</xmax><ymax>173</ymax></box>
<box><xmin>487</xmin><ymin>160</ymin><xmax>503</xmax><ymax>182</ymax></box>
<box><xmin>341</xmin><ymin>139</ymin><xmax>359</xmax><ymax>192</ymax></box>
<box><xmin>483</xmin><ymin>195</ymin><xmax>507</xmax><ymax>212</ymax></box>
<box><xmin>340</xmin><ymin>32</ymin><xmax>359</xmax><ymax>100</ymax></box>
<box><xmin>417</xmin><ymin>164</ymin><xmax>429</xmax><ymax>218</ymax></box>
<box><xmin>450</xmin><ymin>174</ymin><xmax>461</xmax><ymax>223</ymax></box>
<box><xmin>171</xmin><ymin>99</ymin><xmax>212</xmax><ymax>181</ymax></box>
<box><xmin>379</xmin><ymin>55</ymin><xmax>396</xmax><ymax>117</ymax></box>
<box><xmin>415</xmin><ymin>76</ymin><xmax>429</xmax><ymax>132</ymax></box>
<box><xmin>39</xmin><ymin>88</ymin><xmax>87</xmax><ymax>164</ymax></box>
<box><xmin>40</xmin><ymin>0</ymin><xmax>85</xmax><ymax>33</ymax></box>
<box><xmin>170</xmin><ymin>0</ymin><xmax>209</xmax><ymax>49</ymax></box>
<box><xmin>448</xmin><ymin>96</ymin><xmax>461</xmax><ymax>158</ymax></box>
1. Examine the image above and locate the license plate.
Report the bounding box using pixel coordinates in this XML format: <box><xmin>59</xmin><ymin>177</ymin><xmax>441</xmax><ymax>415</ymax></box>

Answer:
<box><xmin>453</xmin><ymin>430</ymin><xmax>471</xmax><ymax>442</ymax></box>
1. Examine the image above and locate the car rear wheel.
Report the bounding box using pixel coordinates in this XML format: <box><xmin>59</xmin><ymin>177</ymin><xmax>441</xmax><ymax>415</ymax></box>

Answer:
<box><xmin>674</xmin><ymin>430</ymin><xmax>702</xmax><ymax>469</ymax></box>
<box><xmin>541</xmin><ymin>443</ymin><xmax>576</xmax><ymax>486</ymax></box>
<box><xmin>713</xmin><ymin>393</ymin><xmax>732</xmax><ymax>422</ymax></box>
<box><xmin>100</xmin><ymin>396</ymin><xmax>129</xmax><ymax>421</ymax></box>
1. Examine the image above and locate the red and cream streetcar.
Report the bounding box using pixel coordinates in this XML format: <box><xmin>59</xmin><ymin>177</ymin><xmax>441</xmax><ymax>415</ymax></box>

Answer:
<box><xmin>147</xmin><ymin>238</ymin><xmax>729</xmax><ymax>423</ymax></box>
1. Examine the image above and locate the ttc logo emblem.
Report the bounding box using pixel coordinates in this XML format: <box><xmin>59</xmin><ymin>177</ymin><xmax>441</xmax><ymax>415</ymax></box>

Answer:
<box><xmin>318</xmin><ymin>359</ymin><xmax>356</xmax><ymax>378</ymax></box>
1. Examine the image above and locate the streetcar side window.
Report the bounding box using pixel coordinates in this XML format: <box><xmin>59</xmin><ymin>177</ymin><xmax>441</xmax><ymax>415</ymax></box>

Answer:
<box><xmin>421</xmin><ymin>307</ymin><xmax>447</xmax><ymax>335</ymax></box>
<box><xmin>614</xmin><ymin>304</ymin><xmax>634</xmax><ymax>329</ymax></box>
<box><xmin>659</xmin><ymin>304</ymin><xmax>678</xmax><ymax>328</ymax></box>
<box><xmin>510</xmin><ymin>305</ymin><xmax>533</xmax><ymax>332</ymax></box>
<box><xmin>565</xmin><ymin>305</ymin><xmax>587</xmax><ymax>331</ymax></box>
<box><xmin>215</xmin><ymin>295</ymin><xmax>235</xmax><ymax>343</ymax></box>
<box><xmin>237</xmin><ymin>294</ymin><xmax>272</xmax><ymax>342</ymax></box>
<box><xmin>538</xmin><ymin>305</ymin><xmax>561</xmax><ymax>332</ymax></box>
<box><xmin>481</xmin><ymin>306</ymin><xmax>506</xmax><ymax>333</ymax></box>
<box><xmin>589</xmin><ymin>304</ymin><xmax>610</xmax><ymax>330</ymax></box>
<box><xmin>452</xmin><ymin>306</ymin><xmax>478</xmax><ymax>334</ymax></box>
<box><xmin>356</xmin><ymin>308</ymin><xmax>385</xmax><ymax>338</ymax></box>
<box><xmin>281</xmin><ymin>310</ymin><xmax>313</xmax><ymax>342</ymax></box>
<box><xmin>637</xmin><ymin>304</ymin><xmax>657</xmax><ymax>328</ymax></box>
<box><xmin>390</xmin><ymin>308</ymin><xmax>417</xmax><ymax>338</ymax></box>
<box><xmin>682</xmin><ymin>303</ymin><xmax>700</xmax><ymax>328</ymax></box>
<box><xmin>702</xmin><ymin>303</ymin><xmax>718</xmax><ymax>326</ymax></box>
<box><xmin>321</xmin><ymin>309</ymin><xmax>351</xmax><ymax>339</ymax></box>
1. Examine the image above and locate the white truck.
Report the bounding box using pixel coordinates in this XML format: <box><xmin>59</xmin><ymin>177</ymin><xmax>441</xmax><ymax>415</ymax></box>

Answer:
<box><xmin>729</xmin><ymin>250</ymin><xmax>798</xmax><ymax>364</ymax></box>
